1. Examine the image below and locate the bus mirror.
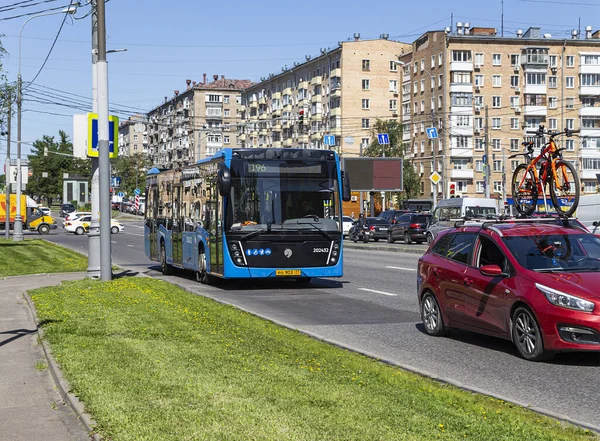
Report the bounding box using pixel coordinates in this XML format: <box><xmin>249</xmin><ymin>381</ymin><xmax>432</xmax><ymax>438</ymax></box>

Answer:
<box><xmin>342</xmin><ymin>170</ymin><xmax>351</xmax><ymax>202</ymax></box>
<box><xmin>217</xmin><ymin>163</ymin><xmax>231</xmax><ymax>196</ymax></box>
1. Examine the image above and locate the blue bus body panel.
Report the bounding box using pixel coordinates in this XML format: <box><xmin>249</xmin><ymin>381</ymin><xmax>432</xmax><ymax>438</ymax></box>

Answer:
<box><xmin>158</xmin><ymin>224</ymin><xmax>173</xmax><ymax>265</ymax></box>
<box><xmin>181</xmin><ymin>231</ymin><xmax>197</xmax><ymax>270</ymax></box>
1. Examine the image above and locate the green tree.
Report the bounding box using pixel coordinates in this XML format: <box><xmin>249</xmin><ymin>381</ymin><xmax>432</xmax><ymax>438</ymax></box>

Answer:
<box><xmin>110</xmin><ymin>152</ymin><xmax>152</xmax><ymax>196</ymax></box>
<box><xmin>361</xmin><ymin>119</ymin><xmax>422</xmax><ymax>205</ymax></box>
<box><xmin>27</xmin><ymin>131</ymin><xmax>90</xmax><ymax>205</ymax></box>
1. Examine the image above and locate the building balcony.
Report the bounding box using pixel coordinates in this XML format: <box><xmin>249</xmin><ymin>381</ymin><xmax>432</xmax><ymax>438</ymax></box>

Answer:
<box><xmin>581</xmin><ymin>128</ymin><xmax>600</xmax><ymax>138</ymax></box>
<box><xmin>298</xmin><ymin>81</ymin><xmax>308</xmax><ymax>90</ymax></box>
<box><xmin>250</xmin><ymin>101</ymin><xmax>258</xmax><ymax>108</ymax></box>
<box><xmin>310</xmin><ymin>76</ymin><xmax>322</xmax><ymax>86</ymax></box>
<box><xmin>402</xmin><ymin>92</ymin><xmax>411</xmax><ymax>103</ymax></box>
<box><xmin>311</xmin><ymin>132</ymin><xmax>322</xmax><ymax>141</ymax></box>
<box><xmin>524</xmin><ymin>105</ymin><xmax>547</xmax><ymax>116</ymax></box>
<box><xmin>283</xmin><ymin>139</ymin><xmax>293</xmax><ymax>147</ymax></box>
<box><xmin>311</xmin><ymin>94</ymin><xmax>322</xmax><ymax>103</ymax></box>
<box><xmin>450</xmin><ymin>148</ymin><xmax>473</xmax><ymax>158</ymax></box>
<box><xmin>402</xmin><ymin>131</ymin><xmax>411</xmax><ymax>141</ymax></box>
<box><xmin>249</xmin><ymin>114</ymin><xmax>258</xmax><ymax>121</ymax></box>
<box><xmin>273</xmin><ymin>123</ymin><xmax>282</xmax><ymax>131</ymax></box>
<box><xmin>450</xmin><ymin>83</ymin><xmax>472</xmax><ymax>93</ymax></box>
<box><xmin>310</xmin><ymin>113</ymin><xmax>322</xmax><ymax>121</ymax></box>
<box><xmin>259</xmin><ymin>129</ymin><xmax>268</xmax><ymax>136</ymax></box>
<box><xmin>298</xmin><ymin>97</ymin><xmax>309</xmax><ymax>106</ymax></box>
<box><xmin>330</xmin><ymin>68</ymin><xmax>341</xmax><ymax>78</ymax></box>
<box><xmin>259</xmin><ymin>113</ymin><xmax>267</xmax><ymax>120</ymax></box>
<box><xmin>239</xmin><ymin>134</ymin><xmax>246</xmax><ymax>141</ymax></box>
<box><xmin>283</xmin><ymin>87</ymin><xmax>292</xmax><ymax>96</ymax></box>
<box><xmin>259</xmin><ymin>96</ymin><xmax>266</xmax><ymax>105</ymax></box>
<box><xmin>283</xmin><ymin>104</ymin><xmax>293</xmax><ymax>112</ymax></box>
<box><xmin>250</xmin><ymin>130</ymin><xmax>259</xmax><ymax>137</ymax></box>
<box><xmin>402</xmin><ymin>113</ymin><xmax>411</xmax><ymax>122</ymax></box>
<box><xmin>331</xmin><ymin>88</ymin><xmax>341</xmax><ymax>98</ymax></box>
<box><xmin>580</xmin><ymin>86</ymin><xmax>600</xmax><ymax>96</ymax></box>
<box><xmin>330</xmin><ymin>107</ymin><xmax>341</xmax><ymax>117</ymax></box>
<box><xmin>272</xmin><ymin>109</ymin><xmax>282</xmax><ymax>117</ymax></box>
<box><xmin>580</xmin><ymin>106</ymin><xmax>600</xmax><ymax>116</ymax></box>
<box><xmin>450</xmin><ymin>61</ymin><xmax>473</xmax><ymax>72</ymax></box>
<box><xmin>206</xmin><ymin>141</ymin><xmax>223</xmax><ymax>150</ymax></box>
<box><xmin>272</xmin><ymin>92</ymin><xmax>281</xmax><ymax>100</ymax></box>
<box><xmin>450</xmin><ymin>169</ymin><xmax>474</xmax><ymax>179</ymax></box>
<box><xmin>524</xmin><ymin>85</ymin><xmax>547</xmax><ymax>95</ymax></box>
<box><xmin>581</xmin><ymin>65</ymin><xmax>600</xmax><ymax>75</ymax></box>
<box><xmin>299</xmin><ymin>134</ymin><xmax>309</xmax><ymax>143</ymax></box>
<box><xmin>272</xmin><ymin>141</ymin><xmax>282</xmax><ymax>148</ymax></box>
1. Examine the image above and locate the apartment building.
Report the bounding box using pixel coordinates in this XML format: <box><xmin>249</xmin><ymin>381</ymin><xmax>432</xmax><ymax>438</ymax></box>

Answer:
<box><xmin>239</xmin><ymin>35</ymin><xmax>411</xmax><ymax>157</ymax></box>
<box><xmin>147</xmin><ymin>75</ymin><xmax>253</xmax><ymax>169</ymax></box>
<box><xmin>402</xmin><ymin>23</ymin><xmax>600</xmax><ymax>201</ymax></box>
<box><xmin>118</xmin><ymin>115</ymin><xmax>148</xmax><ymax>157</ymax></box>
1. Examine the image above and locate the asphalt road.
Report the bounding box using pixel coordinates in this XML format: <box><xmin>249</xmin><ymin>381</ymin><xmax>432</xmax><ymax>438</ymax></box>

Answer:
<box><xmin>38</xmin><ymin>217</ymin><xmax>600</xmax><ymax>431</ymax></box>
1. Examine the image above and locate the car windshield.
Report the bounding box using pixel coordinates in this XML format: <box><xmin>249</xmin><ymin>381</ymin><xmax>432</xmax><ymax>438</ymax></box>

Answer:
<box><xmin>504</xmin><ymin>233</ymin><xmax>600</xmax><ymax>271</ymax></box>
<box><xmin>227</xmin><ymin>158</ymin><xmax>340</xmax><ymax>232</ymax></box>
<box><xmin>465</xmin><ymin>206</ymin><xmax>496</xmax><ymax>217</ymax></box>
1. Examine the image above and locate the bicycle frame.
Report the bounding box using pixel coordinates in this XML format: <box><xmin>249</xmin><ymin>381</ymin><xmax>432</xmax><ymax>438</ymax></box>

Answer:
<box><xmin>518</xmin><ymin>139</ymin><xmax>568</xmax><ymax>196</ymax></box>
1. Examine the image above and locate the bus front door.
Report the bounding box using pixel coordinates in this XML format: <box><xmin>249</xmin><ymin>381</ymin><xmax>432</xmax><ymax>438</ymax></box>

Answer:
<box><xmin>172</xmin><ymin>185</ymin><xmax>183</xmax><ymax>267</ymax></box>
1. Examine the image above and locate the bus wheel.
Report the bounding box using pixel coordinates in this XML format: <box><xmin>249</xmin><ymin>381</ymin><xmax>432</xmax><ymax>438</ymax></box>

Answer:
<box><xmin>196</xmin><ymin>250</ymin><xmax>209</xmax><ymax>284</ymax></box>
<box><xmin>160</xmin><ymin>243</ymin><xmax>173</xmax><ymax>275</ymax></box>
<box><xmin>38</xmin><ymin>224</ymin><xmax>50</xmax><ymax>235</ymax></box>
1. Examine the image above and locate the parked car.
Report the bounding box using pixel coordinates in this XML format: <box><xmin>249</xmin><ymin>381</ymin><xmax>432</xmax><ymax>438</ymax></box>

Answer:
<box><xmin>426</xmin><ymin>198</ymin><xmax>498</xmax><ymax>244</ymax></box>
<box><xmin>387</xmin><ymin>213</ymin><xmax>432</xmax><ymax>244</ymax></box>
<box><xmin>64</xmin><ymin>216</ymin><xmax>125</xmax><ymax>235</ymax></box>
<box><xmin>38</xmin><ymin>206</ymin><xmax>51</xmax><ymax>217</ymax></box>
<box><xmin>65</xmin><ymin>211</ymin><xmax>91</xmax><ymax>222</ymax></box>
<box><xmin>333</xmin><ymin>215</ymin><xmax>354</xmax><ymax>238</ymax></box>
<box><xmin>379</xmin><ymin>209</ymin><xmax>411</xmax><ymax>225</ymax></box>
<box><xmin>59</xmin><ymin>203</ymin><xmax>76</xmax><ymax>218</ymax></box>
<box><xmin>349</xmin><ymin>217</ymin><xmax>391</xmax><ymax>243</ymax></box>
<box><xmin>418</xmin><ymin>218</ymin><xmax>600</xmax><ymax>361</ymax></box>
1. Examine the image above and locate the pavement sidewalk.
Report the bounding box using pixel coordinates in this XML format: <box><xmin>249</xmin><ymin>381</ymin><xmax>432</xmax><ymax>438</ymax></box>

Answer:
<box><xmin>0</xmin><ymin>273</ymin><xmax>92</xmax><ymax>441</ymax></box>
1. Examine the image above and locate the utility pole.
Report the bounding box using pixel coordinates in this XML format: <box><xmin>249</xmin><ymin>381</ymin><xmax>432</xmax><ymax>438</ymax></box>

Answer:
<box><xmin>502</xmin><ymin>148</ymin><xmax>507</xmax><ymax>213</ymax></box>
<box><xmin>87</xmin><ymin>0</ymin><xmax>101</xmax><ymax>278</ymax></box>
<box><xmin>97</xmin><ymin>0</ymin><xmax>112</xmax><ymax>281</ymax></box>
<box><xmin>431</xmin><ymin>108</ymin><xmax>437</xmax><ymax>207</ymax></box>
<box><xmin>14</xmin><ymin>67</ymin><xmax>23</xmax><ymax>241</ymax></box>
<box><xmin>484</xmin><ymin>105</ymin><xmax>491</xmax><ymax>198</ymax></box>
<box><xmin>4</xmin><ymin>94</ymin><xmax>11</xmax><ymax>240</ymax></box>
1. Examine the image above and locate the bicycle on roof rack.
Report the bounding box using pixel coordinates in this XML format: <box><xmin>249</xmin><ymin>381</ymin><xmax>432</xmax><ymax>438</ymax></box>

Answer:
<box><xmin>510</xmin><ymin>125</ymin><xmax>581</xmax><ymax>218</ymax></box>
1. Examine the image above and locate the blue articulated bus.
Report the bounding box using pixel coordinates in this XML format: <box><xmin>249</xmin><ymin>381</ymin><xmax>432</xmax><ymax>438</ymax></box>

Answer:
<box><xmin>144</xmin><ymin>148</ymin><xmax>351</xmax><ymax>283</ymax></box>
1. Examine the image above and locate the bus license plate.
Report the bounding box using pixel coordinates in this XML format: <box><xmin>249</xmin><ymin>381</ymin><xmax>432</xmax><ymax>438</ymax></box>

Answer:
<box><xmin>276</xmin><ymin>269</ymin><xmax>301</xmax><ymax>276</ymax></box>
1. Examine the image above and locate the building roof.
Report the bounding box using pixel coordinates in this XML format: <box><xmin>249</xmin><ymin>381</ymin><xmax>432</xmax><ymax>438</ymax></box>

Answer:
<box><xmin>195</xmin><ymin>78</ymin><xmax>254</xmax><ymax>90</ymax></box>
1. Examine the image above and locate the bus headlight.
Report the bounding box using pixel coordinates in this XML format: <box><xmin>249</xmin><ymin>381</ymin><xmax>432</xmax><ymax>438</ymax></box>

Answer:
<box><xmin>229</xmin><ymin>242</ymin><xmax>246</xmax><ymax>266</ymax></box>
<box><xmin>329</xmin><ymin>241</ymin><xmax>341</xmax><ymax>265</ymax></box>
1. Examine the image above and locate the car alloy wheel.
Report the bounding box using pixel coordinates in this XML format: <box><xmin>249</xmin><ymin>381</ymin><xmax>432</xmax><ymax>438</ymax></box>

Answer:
<box><xmin>111</xmin><ymin>226</ymin><xmax>119</xmax><ymax>234</ymax></box>
<box><xmin>426</xmin><ymin>233</ymin><xmax>434</xmax><ymax>245</ymax></box>
<box><xmin>421</xmin><ymin>292</ymin><xmax>449</xmax><ymax>336</ymax></box>
<box><xmin>38</xmin><ymin>224</ymin><xmax>50</xmax><ymax>235</ymax></box>
<box><xmin>512</xmin><ymin>307</ymin><xmax>551</xmax><ymax>361</ymax></box>
<box><xmin>404</xmin><ymin>232</ymin><xmax>412</xmax><ymax>244</ymax></box>
<box><xmin>75</xmin><ymin>226</ymin><xmax>85</xmax><ymax>235</ymax></box>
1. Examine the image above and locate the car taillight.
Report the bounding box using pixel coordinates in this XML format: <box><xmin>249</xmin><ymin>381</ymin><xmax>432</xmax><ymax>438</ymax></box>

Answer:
<box><xmin>369</xmin><ymin>226</ymin><xmax>375</xmax><ymax>231</ymax></box>
<box><xmin>64</xmin><ymin>222</ymin><xmax>70</xmax><ymax>226</ymax></box>
<box><xmin>410</xmin><ymin>223</ymin><xmax>420</xmax><ymax>228</ymax></box>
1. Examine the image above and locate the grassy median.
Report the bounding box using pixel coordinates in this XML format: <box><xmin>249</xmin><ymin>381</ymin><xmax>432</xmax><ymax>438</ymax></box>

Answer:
<box><xmin>0</xmin><ymin>238</ymin><xmax>87</xmax><ymax>277</ymax></box>
<box><xmin>30</xmin><ymin>277</ymin><xmax>596</xmax><ymax>441</ymax></box>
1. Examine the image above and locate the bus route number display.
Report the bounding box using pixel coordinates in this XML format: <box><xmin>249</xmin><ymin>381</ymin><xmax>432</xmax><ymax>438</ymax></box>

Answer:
<box><xmin>246</xmin><ymin>163</ymin><xmax>322</xmax><ymax>174</ymax></box>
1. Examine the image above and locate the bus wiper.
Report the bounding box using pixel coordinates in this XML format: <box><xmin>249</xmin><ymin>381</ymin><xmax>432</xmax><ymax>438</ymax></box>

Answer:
<box><xmin>298</xmin><ymin>222</ymin><xmax>334</xmax><ymax>241</ymax></box>
<box><xmin>241</xmin><ymin>228</ymin><xmax>268</xmax><ymax>240</ymax></box>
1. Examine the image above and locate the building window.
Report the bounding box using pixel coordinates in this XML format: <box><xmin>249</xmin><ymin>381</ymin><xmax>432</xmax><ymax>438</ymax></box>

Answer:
<box><xmin>548</xmin><ymin>76</ymin><xmax>557</xmax><ymax>89</ymax></box>
<box><xmin>438</xmin><ymin>53</ymin><xmax>443</xmax><ymax>66</ymax></box>
<box><xmin>362</xmin><ymin>60</ymin><xmax>370</xmax><ymax>71</ymax></box>
<box><xmin>456</xmin><ymin>115</ymin><xmax>471</xmax><ymax>126</ymax></box>
<box><xmin>452</xmin><ymin>50</ymin><xmax>472</xmax><ymax>62</ymax></box>
<box><xmin>223</xmin><ymin>95</ymin><xmax>230</xmax><ymax>104</ymax></box>
<box><xmin>510</xmin><ymin>54</ymin><xmax>520</xmax><ymax>66</ymax></box>
<box><xmin>421</xmin><ymin>100</ymin><xmax>425</xmax><ymax>112</ymax></box>
<box><xmin>474</xmin><ymin>138</ymin><xmax>484</xmax><ymax>151</ymax></box>
<box><xmin>413</xmin><ymin>81</ymin><xmax>418</xmax><ymax>95</ymax></box>
<box><xmin>566</xmin><ymin>98</ymin><xmax>574</xmax><ymax>109</ymax></box>
<box><xmin>133</xmin><ymin>134</ymin><xmax>138</xmax><ymax>141</ymax></box>
<box><xmin>224</xmin><ymin>109</ymin><xmax>230</xmax><ymax>117</ymax></box>
<box><xmin>438</xmin><ymin>74</ymin><xmax>443</xmax><ymax>88</ymax></box>
<box><xmin>455</xmin><ymin>136</ymin><xmax>469</xmax><ymax>148</ymax></box>
<box><xmin>549</xmin><ymin>55</ymin><xmax>557</xmax><ymax>67</ymax></box>
<box><xmin>476</xmin><ymin>181</ymin><xmax>484</xmax><ymax>193</ymax></box>
<box><xmin>475</xmin><ymin>53</ymin><xmax>484</xmax><ymax>66</ymax></box>
<box><xmin>581</xmin><ymin>74</ymin><xmax>600</xmax><ymax>86</ymax></box>
<box><xmin>362</xmin><ymin>79</ymin><xmax>370</xmax><ymax>90</ymax></box>
<box><xmin>566</xmin><ymin>118</ymin><xmax>574</xmax><ymax>130</ymax></box>
<box><xmin>362</xmin><ymin>118</ymin><xmax>370</xmax><ymax>129</ymax></box>
<box><xmin>431</xmin><ymin>55</ymin><xmax>435</xmax><ymax>69</ymax></box>
<box><xmin>452</xmin><ymin>71</ymin><xmax>472</xmax><ymax>84</ymax></box>
<box><xmin>474</xmin><ymin>96</ymin><xmax>483</xmax><ymax>106</ymax></box>
<box><xmin>452</xmin><ymin>93</ymin><xmax>473</xmax><ymax>107</ymax></box>
<box><xmin>510</xmin><ymin>139</ymin><xmax>520</xmax><ymax>151</ymax></box>
<box><xmin>475</xmin><ymin>160</ymin><xmax>484</xmax><ymax>172</ymax></box>
<box><xmin>492</xmin><ymin>53</ymin><xmax>501</xmax><ymax>66</ymax></box>
<box><xmin>583</xmin><ymin>97</ymin><xmax>597</xmax><ymax>107</ymax></box>
<box><xmin>421</xmin><ymin>59</ymin><xmax>425</xmax><ymax>71</ymax></box>
<box><xmin>236</xmin><ymin>96</ymin><xmax>242</xmax><ymax>104</ymax></box>
<box><xmin>492</xmin><ymin>138</ymin><xmax>501</xmax><ymax>151</ymax></box>
<box><xmin>454</xmin><ymin>159</ymin><xmax>469</xmax><ymax>170</ymax></box>
<box><xmin>549</xmin><ymin>118</ymin><xmax>557</xmax><ymax>130</ymax></box>
<box><xmin>389</xmin><ymin>80</ymin><xmax>398</xmax><ymax>92</ymax></box>
<box><xmin>510</xmin><ymin>75</ymin><xmax>519</xmax><ymax>88</ymax></box>
<box><xmin>475</xmin><ymin>74</ymin><xmax>484</xmax><ymax>86</ymax></box>
<box><xmin>389</xmin><ymin>60</ymin><xmax>398</xmax><ymax>72</ymax></box>
<box><xmin>583</xmin><ymin>138</ymin><xmax>600</xmax><ymax>149</ymax></box>
<box><xmin>584</xmin><ymin>181</ymin><xmax>597</xmax><ymax>192</ymax></box>
<box><xmin>548</xmin><ymin>96</ymin><xmax>558</xmax><ymax>109</ymax></box>
<box><xmin>492</xmin><ymin>96</ymin><xmax>501</xmax><ymax>108</ymax></box>
<box><xmin>492</xmin><ymin>117</ymin><xmax>501</xmax><ymax>129</ymax></box>
<box><xmin>511</xmin><ymin>118</ymin><xmax>520</xmax><ymax>129</ymax></box>
<box><xmin>526</xmin><ymin>73</ymin><xmax>546</xmax><ymax>85</ymax></box>
<box><xmin>494</xmin><ymin>181</ymin><xmax>503</xmax><ymax>193</ymax></box>
<box><xmin>224</xmin><ymin>136</ymin><xmax>230</xmax><ymax>144</ymax></box>
<box><xmin>420</xmin><ymin>79</ymin><xmax>425</xmax><ymax>92</ymax></box>
<box><xmin>493</xmin><ymin>160</ymin><xmax>502</xmax><ymax>172</ymax></box>
<box><xmin>566</xmin><ymin>139</ymin><xmax>574</xmax><ymax>151</ymax></box>
<box><xmin>420</xmin><ymin>122</ymin><xmax>425</xmax><ymax>133</ymax></box>
<box><xmin>492</xmin><ymin>75</ymin><xmax>502</xmax><ymax>87</ymax></box>
<box><xmin>438</xmin><ymin>96</ymin><xmax>443</xmax><ymax>109</ymax></box>
<box><xmin>566</xmin><ymin>55</ymin><xmax>575</xmax><ymax>67</ymax></box>
<box><xmin>389</xmin><ymin>99</ymin><xmax>398</xmax><ymax>111</ymax></box>
<box><xmin>566</xmin><ymin>77</ymin><xmax>575</xmax><ymax>88</ymax></box>
<box><xmin>362</xmin><ymin>99</ymin><xmax>370</xmax><ymax>109</ymax></box>
<box><xmin>510</xmin><ymin>96</ymin><xmax>520</xmax><ymax>108</ymax></box>
<box><xmin>207</xmin><ymin>94</ymin><xmax>222</xmax><ymax>103</ymax></box>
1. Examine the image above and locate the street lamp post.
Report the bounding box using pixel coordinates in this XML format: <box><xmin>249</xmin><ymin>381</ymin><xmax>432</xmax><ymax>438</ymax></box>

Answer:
<box><xmin>14</xmin><ymin>6</ymin><xmax>77</xmax><ymax>241</ymax></box>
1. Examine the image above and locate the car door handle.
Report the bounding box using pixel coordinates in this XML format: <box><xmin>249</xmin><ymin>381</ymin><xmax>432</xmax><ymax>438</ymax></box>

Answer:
<box><xmin>463</xmin><ymin>278</ymin><xmax>473</xmax><ymax>287</ymax></box>
<box><xmin>433</xmin><ymin>268</ymin><xmax>441</xmax><ymax>276</ymax></box>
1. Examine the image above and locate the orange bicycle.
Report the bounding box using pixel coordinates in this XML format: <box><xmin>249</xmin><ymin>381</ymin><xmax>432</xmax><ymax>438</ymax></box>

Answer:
<box><xmin>510</xmin><ymin>126</ymin><xmax>580</xmax><ymax>217</ymax></box>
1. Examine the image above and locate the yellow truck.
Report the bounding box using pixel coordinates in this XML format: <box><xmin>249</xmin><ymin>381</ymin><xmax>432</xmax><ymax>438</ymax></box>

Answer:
<box><xmin>0</xmin><ymin>194</ymin><xmax>58</xmax><ymax>235</ymax></box>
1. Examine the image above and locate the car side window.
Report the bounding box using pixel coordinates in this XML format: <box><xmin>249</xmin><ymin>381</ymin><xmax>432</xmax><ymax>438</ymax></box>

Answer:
<box><xmin>446</xmin><ymin>233</ymin><xmax>477</xmax><ymax>264</ymax></box>
<box><xmin>432</xmin><ymin>233</ymin><xmax>453</xmax><ymax>256</ymax></box>
<box><xmin>477</xmin><ymin>236</ymin><xmax>507</xmax><ymax>271</ymax></box>
<box><xmin>398</xmin><ymin>214</ymin><xmax>409</xmax><ymax>223</ymax></box>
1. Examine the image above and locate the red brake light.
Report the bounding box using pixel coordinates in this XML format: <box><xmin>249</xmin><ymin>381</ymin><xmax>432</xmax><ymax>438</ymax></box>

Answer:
<box><xmin>370</xmin><ymin>226</ymin><xmax>375</xmax><ymax>231</ymax></box>
<box><xmin>410</xmin><ymin>223</ymin><xmax>420</xmax><ymax>228</ymax></box>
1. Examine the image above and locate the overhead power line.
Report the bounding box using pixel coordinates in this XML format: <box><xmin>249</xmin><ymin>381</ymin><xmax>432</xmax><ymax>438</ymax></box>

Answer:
<box><xmin>0</xmin><ymin>0</ymin><xmax>60</xmax><ymax>13</ymax></box>
<box><xmin>0</xmin><ymin>3</ymin><xmax>70</xmax><ymax>21</ymax></box>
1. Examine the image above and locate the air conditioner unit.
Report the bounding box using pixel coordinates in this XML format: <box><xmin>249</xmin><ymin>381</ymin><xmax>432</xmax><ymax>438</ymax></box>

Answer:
<box><xmin>474</xmin><ymin>128</ymin><xmax>480</xmax><ymax>134</ymax></box>
<box><xmin>475</xmin><ymin>85</ymin><xmax>480</xmax><ymax>92</ymax></box>
<box><xmin>392</xmin><ymin>112</ymin><xmax>399</xmax><ymax>117</ymax></box>
<box><xmin>515</xmin><ymin>87</ymin><xmax>521</xmax><ymax>93</ymax></box>
<box><xmin>515</xmin><ymin>107</ymin><xmax>521</xmax><ymax>113</ymax></box>
<box><xmin>514</xmin><ymin>65</ymin><xmax>520</xmax><ymax>72</ymax></box>
<box><xmin>475</xmin><ymin>63</ymin><xmax>482</xmax><ymax>70</ymax></box>
<box><xmin>475</xmin><ymin>105</ymin><xmax>482</xmax><ymax>112</ymax></box>
<box><xmin>551</xmin><ymin>66</ymin><xmax>558</xmax><ymax>73</ymax></box>
<box><xmin>350</xmin><ymin>195</ymin><xmax>358</xmax><ymax>202</ymax></box>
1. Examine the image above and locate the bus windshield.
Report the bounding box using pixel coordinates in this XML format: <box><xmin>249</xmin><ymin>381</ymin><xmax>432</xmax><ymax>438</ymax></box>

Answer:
<box><xmin>227</xmin><ymin>159</ymin><xmax>340</xmax><ymax>231</ymax></box>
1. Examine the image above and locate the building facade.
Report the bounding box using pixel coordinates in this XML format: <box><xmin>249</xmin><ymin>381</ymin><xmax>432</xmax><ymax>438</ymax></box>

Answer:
<box><xmin>402</xmin><ymin>24</ymin><xmax>600</xmax><ymax>202</ymax></box>
<box><xmin>147</xmin><ymin>75</ymin><xmax>253</xmax><ymax>169</ymax></box>
<box><xmin>118</xmin><ymin>115</ymin><xmax>148</xmax><ymax>157</ymax></box>
<box><xmin>239</xmin><ymin>35</ymin><xmax>411</xmax><ymax>157</ymax></box>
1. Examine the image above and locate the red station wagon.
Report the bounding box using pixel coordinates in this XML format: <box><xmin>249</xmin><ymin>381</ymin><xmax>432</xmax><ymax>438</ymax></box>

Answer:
<box><xmin>417</xmin><ymin>218</ymin><xmax>600</xmax><ymax>361</ymax></box>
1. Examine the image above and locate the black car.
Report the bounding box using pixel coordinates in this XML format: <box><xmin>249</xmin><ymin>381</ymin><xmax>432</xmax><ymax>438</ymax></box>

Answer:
<box><xmin>379</xmin><ymin>209</ymin><xmax>411</xmax><ymax>225</ymax></box>
<box><xmin>349</xmin><ymin>217</ymin><xmax>391</xmax><ymax>243</ymax></box>
<box><xmin>59</xmin><ymin>203</ymin><xmax>75</xmax><ymax>218</ymax></box>
<box><xmin>387</xmin><ymin>213</ymin><xmax>431</xmax><ymax>244</ymax></box>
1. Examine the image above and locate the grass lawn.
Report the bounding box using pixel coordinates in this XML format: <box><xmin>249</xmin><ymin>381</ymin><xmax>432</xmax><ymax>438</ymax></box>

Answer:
<box><xmin>0</xmin><ymin>238</ymin><xmax>88</xmax><ymax>277</ymax></box>
<box><xmin>30</xmin><ymin>277</ymin><xmax>596</xmax><ymax>441</ymax></box>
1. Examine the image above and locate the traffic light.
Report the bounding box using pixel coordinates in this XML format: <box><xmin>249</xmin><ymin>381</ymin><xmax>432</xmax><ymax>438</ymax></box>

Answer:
<box><xmin>448</xmin><ymin>181</ymin><xmax>457</xmax><ymax>198</ymax></box>
<box><xmin>299</xmin><ymin>109</ymin><xmax>304</xmax><ymax>125</ymax></box>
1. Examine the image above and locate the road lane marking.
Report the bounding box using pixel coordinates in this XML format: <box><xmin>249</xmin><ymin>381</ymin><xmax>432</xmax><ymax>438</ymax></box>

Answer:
<box><xmin>385</xmin><ymin>266</ymin><xmax>417</xmax><ymax>271</ymax></box>
<box><xmin>359</xmin><ymin>288</ymin><xmax>397</xmax><ymax>297</ymax></box>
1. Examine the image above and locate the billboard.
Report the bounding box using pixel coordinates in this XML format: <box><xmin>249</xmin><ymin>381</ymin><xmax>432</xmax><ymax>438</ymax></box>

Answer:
<box><xmin>343</xmin><ymin>157</ymin><xmax>403</xmax><ymax>191</ymax></box>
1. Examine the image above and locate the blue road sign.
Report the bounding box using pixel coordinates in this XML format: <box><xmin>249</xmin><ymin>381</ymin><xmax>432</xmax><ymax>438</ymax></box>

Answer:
<box><xmin>426</xmin><ymin>127</ymin><xmax>438</xmax><ymax>139</ymax></box>
<box><xmin>87</xmin><ymin>113</ymin><xmax>119</xmax><ymax>158</ymax></box>
<box><xmin>134</xmin><ymin>188</ymin><xmax>141</xmax><ymax>196</ymax></box>
<box><xmin>323</xmin><ymin>135</ymin><xmax>335</xmax><ymax>145</ymax></box>
<box><xmin>111</xmin><ymin>176</ymin><xmax>121</xmax><ymax>188</ymax></box>
<box><xmin>118</xmin><ymin>191</ymin><xmax>124</xmax><ymax>197</ymax></box>
<box><xmin>377</xmin><ymin>133</ymin><xmax>390</xmax><ymax>145</ymax></box>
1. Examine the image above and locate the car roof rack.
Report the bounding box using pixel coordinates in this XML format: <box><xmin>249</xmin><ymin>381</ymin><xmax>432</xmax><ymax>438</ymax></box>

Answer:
<box><xmin>452</xmin><ymin>214</ymin><xmax>588</xmax><ymax>234</ymax></box>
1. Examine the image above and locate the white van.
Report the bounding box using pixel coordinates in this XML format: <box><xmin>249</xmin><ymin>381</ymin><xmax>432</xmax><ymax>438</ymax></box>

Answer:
<box><xmin>426</xmin><ymin>198</ymin><xmax>499</xmax><ymax>243</ymax></box>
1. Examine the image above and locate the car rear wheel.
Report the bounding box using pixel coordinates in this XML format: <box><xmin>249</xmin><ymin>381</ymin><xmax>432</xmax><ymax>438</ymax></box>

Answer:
<box><xmin>75</xmin><ymin>226</ymin><xmax>85</xmax><ymax>235</ymax></box>
<box><xmin>421</xmin><ymin>292</ymin><xmax>449</xmax><ymax>336</ymax></box>
<box><xmin>512</xmin><ymin>307</ymin><xmax>551</xmax><ymax>361</ymax></box>
<box><xmin>111</xmin><ymin>226</ymin><xmax>119</xmax><ymax>234</ymax></box>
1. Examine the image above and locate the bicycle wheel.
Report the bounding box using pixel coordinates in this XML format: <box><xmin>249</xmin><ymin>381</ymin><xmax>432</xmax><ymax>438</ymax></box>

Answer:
<box><xmin>549</xmin><ymin>159</ymin><xmax>580</xmax><ymax>217</ymax></box>
<box><xmin>512</xmin><ymin>164</ymin><xmax>538</xmax><ymax>216</ymax></box>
